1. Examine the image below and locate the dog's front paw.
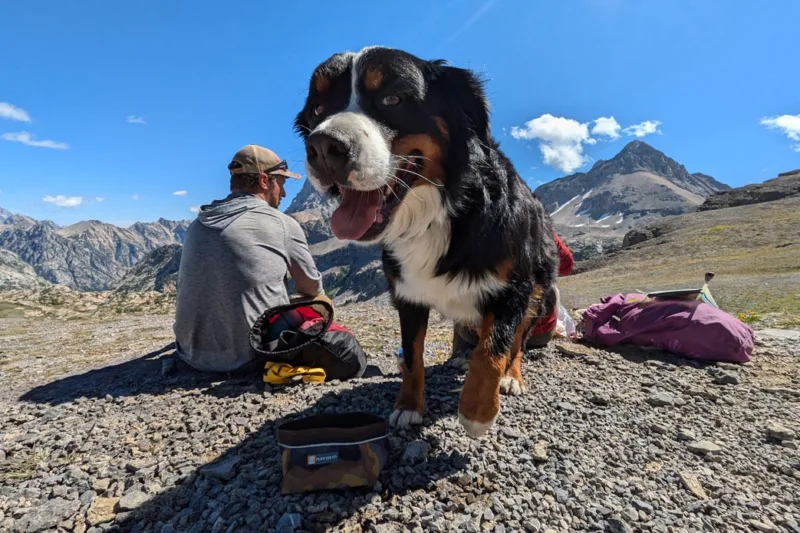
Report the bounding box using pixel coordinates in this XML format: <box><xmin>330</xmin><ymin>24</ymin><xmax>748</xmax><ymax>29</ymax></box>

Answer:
<box><xmin>499</xmin><ymin>376</ymin><xmax>527</xmax><ymax>396</ymax></box>
<box><xmin>458</xmin><ymin>412</ymin><xmax>496</xmax><ymax>438</ymax></box>
<box><xmin>389</xmin><ymin>409</ymin><xmax>423</xmax><ymax>429</ymax></box>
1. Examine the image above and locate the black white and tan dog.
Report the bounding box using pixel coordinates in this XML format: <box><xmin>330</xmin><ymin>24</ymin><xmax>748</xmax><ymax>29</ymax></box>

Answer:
<box><xmin>293</xmin><ymin>46</ymin><xmax>559</xmax><ymax>438</ymax></box>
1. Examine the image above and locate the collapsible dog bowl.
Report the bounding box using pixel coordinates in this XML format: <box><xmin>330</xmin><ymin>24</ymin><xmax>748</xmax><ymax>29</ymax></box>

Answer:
<box><xmin>277</xmin><ymin>412</ymin><xmax>390</xmax><ymax>495</ymax></box>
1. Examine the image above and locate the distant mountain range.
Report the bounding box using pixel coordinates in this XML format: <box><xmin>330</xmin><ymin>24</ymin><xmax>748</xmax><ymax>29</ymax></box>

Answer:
<box><xmin>0</xmin><ymin>210</ymin><xmax>189</xmax><ymax>291</ymax></box>
<box><xmin>8</xmin><ymin>141</ymin><xmax>786</xmax><ymax>304</ymax></box>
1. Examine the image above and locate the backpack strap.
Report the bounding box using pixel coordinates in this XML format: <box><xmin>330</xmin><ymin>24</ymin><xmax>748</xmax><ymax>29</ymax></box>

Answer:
<box><xmin>250</xmin><ymin>299</ymin><xmax>335</xmax><ymax>357</ymax></box>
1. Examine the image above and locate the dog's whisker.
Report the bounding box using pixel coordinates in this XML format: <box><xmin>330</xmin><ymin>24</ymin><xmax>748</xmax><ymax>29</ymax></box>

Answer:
<box><xmin>392</xmin><ymin>167</ymin><xmax>443</xmax><ymax>188</ymax></box>
<box><xmin>378</xmin><ymin>174</ymin><xmax>420</xmax><ymax>203</ymax></box>
<box><xmin>394</xmin><ymin>153</ymin><xmax>434</xmax><ymax>163</ymax></box>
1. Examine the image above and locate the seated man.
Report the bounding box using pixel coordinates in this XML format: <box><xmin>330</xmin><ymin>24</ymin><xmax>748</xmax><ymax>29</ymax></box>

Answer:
<box><xmin>450</xmin><ymin>233</ymin><xmax>574</xmax><ymax>362</ymax></box>
<box><xmin>173</xmin><ymin>144</ymin><xmax>326</xmax><ymax>373</ymax></box>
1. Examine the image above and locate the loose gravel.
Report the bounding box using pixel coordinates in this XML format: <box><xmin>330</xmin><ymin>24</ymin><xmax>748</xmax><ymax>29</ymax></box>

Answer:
<box><xmin>1</xmin><ymin>306</ymin><xmax>798</xmax><ymax>533</ymax></box>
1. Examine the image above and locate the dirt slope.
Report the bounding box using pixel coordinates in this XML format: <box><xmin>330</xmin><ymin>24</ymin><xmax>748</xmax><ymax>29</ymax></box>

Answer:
<box><xmin>560</xmin><ymin>197</ymin><xmax>800</xmax><ymax>320</ymax></box>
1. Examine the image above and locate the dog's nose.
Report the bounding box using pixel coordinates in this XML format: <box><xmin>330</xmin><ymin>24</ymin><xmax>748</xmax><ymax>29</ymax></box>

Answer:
<box><xmin>306</xmin><ymin>132</ymin><xmax>350</xmax><ymax>180</ymax></box>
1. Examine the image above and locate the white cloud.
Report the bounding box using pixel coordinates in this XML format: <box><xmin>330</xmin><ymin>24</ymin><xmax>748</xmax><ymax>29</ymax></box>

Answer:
<box><xmin>511</xmin><ymin>114</ymin><xmax>593</xmax><ymax>173</ymax></box>
<box><xmin>95</xmin><ymin>197</ymin><xmax>105</xmax><ymax>202</ymax></box>
<box><xmin>189</xmin><ymin>206</ymin><xmax>200</xmax><ymax>213</ymax></box>
<box><xmin>131</xmin><ymin>194</ymin><xmax>140</xmax><ymax>201</ymax></box>
<box><xmin>623</xmin><ymin>120</ymin><xmax>662</xmax><ymax>138</ymax></box>
<box><xmin>127</xmin><ymin>115</ymin><xmax>147</xmax><ymax>124</ymax></box>
<box><xmin>0</xmin><ymin>102</ymin><xmax>31</xmax><ymax>122</ymax></box>
<box><xmin>43</xmin><ymin>195</ymin><xmax>82</xmax><ymax>207</ymax></box>
<box><xmin>172</xmin><ymin>190</ymin><xmax>188</xmax><ymax>196</ymax></box>
<box><xmin>761</xmin><ymin>114</ymin><xmax>800</xmax><ymax>151</ymax></box>
<box><xmin>1</xmin><ymin>131</ymin><xmax>69</xmax><ymax>150</ymax></box>
<box><xmin>591</xmin><ymin>116</ymin><xmax>621</xmax><ymax>139</ymax></box>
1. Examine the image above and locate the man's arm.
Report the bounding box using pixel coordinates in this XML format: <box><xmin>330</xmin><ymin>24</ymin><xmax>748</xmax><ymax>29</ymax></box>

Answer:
<box><xmin>284</xmin><ymin>216</ymin><xmax>324</xmax><ymax>297</ymax></box>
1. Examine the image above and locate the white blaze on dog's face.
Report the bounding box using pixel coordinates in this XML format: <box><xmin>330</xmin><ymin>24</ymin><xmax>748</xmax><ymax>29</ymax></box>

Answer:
<box><xmin>294</xmin><ymin>46</ymin><xmax>459</xmax><ymax>245</ymax></box>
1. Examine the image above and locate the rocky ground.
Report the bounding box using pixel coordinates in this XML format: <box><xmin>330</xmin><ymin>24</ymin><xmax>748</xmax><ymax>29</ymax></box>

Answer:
<box><xmin>1</xmin><ymin>301</ymin><xmax>799</xmax><ymax>533</ymax></box>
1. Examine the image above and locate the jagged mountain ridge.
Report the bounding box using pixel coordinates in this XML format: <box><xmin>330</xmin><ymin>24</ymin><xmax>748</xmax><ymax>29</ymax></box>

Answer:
<box><xmin>534</xmin><ymin>140</ymin><xmax>729</xmax><ymax>229</ymax></box>
<box><xmin>698</xmin><ymin>169</ymin><xmax>800</xmax><ymax>212</ymax></box>
<box><xmin>0</xmin><ymin>249</ymin><xmax>50</xmax><ymax>290</ymax></box>
<box><xmin>113</xmin><ymin>244</ymin><xmax>183</xmax><ymax>293</ymax></box>
<box><xmin>0</xmin><ymin>211</ymin><xmax>190</xmax><ymax>291</ymax></box>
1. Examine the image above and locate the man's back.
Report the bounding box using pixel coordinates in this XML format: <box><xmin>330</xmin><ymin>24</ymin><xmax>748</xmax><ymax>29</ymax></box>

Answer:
<box><xmin>174</xmin><ymin>192</ymin><xmax>322</xmax><ymax>372</ymax></box>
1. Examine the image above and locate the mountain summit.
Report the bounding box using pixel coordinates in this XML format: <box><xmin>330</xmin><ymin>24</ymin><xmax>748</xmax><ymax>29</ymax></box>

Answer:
<box><xmin>534</xmin><ymin>140</ymin><xmax>729</xmax><ymax>229</ymax></box>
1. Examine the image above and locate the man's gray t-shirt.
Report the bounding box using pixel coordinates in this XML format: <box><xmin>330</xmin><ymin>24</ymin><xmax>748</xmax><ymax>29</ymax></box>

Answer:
<box><xmin>173</xmin><ymin>192</ymin><xmax>323</xmax><ymax>372</ymax></box>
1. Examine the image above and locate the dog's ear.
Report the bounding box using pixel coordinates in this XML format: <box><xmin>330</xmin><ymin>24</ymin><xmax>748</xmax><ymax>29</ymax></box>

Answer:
<box><xmin>430</xmin><ymin>62</ymin><xmax>491</xmax><ymax>144</ymax></box>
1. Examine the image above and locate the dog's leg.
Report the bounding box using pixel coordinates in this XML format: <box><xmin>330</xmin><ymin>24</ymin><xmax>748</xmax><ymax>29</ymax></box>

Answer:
<box><xmin>500</xmin><ymin>347</ymin><xmax>527</xmax><ymax>396</ymax></box>
<box><xmin>458</xmin><ymin>286</ymin><xmax>539</xmax><ymax>438</ymax></box>
<box><xmin>389</xmin><ymin>300</ymin><xmax>429</xmax><ymax>429</ymax></box>
<box><xmin>448</xmin><ymin>322</ymin><xmax>476</xmax><ymax>371</ymax></box>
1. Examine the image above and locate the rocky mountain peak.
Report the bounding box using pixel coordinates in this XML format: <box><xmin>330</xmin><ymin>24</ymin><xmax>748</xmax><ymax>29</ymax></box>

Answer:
<box><xmin>285</xmin><ymin>179</ymin><xmax>336</xmax><ymax>216</ymax></box>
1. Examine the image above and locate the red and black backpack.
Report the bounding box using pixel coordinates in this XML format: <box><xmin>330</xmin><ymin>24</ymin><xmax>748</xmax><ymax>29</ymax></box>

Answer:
<box><xmin>249</xmin><ymin>299</ymin><xmax>368</xmax><ymax>381</ymax></box>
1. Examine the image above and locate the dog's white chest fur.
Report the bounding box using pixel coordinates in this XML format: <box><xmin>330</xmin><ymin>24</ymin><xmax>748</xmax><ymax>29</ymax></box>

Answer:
<box><xmin>384</xmin><ymin>186</ymin><xmax>506</xmax><ymax>324</ymax></box>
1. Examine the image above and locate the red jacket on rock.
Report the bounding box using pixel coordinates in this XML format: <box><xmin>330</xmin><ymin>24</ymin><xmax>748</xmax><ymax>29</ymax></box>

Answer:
<box><xmin>529</xmin><ymin>234</ymin><xmax>574</xmax><ymax>336</ymax></box>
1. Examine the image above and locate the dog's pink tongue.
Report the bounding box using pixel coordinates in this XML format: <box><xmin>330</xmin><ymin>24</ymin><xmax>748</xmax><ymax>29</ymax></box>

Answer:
<box><xmin>331</xmin><ymin>188</ymin><xmax>383</xmax><ymax>240</ymax></box>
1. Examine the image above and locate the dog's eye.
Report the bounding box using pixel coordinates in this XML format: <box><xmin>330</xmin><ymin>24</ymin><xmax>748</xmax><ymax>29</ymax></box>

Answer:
<box><xmin>313</xmin><ymin>104</ymin><xmax>325</xmax><ymax>116</ymax></box>
<box><xmin>381</xmin><ymin>95</ymin><xmax>401</xmax><ymax>106</ymax></box>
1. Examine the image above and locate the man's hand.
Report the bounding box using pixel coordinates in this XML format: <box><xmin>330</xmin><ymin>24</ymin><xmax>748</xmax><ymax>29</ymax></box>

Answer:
<box><xmin>291</xmin><ymin>292</ymin><xmax>335</xmax><ymax>322</ymax></box>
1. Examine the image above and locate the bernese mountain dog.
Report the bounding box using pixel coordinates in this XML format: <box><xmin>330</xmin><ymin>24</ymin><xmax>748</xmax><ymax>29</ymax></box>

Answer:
<box><xmin>294</xmin><ymin>46</ymin><xmax>559</xmax><ymax>438</ymax></box>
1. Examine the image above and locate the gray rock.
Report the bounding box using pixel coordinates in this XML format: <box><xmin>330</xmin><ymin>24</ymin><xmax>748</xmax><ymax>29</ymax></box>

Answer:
<box><xmin>117</xmin><ymin>490</ymin><xmax>150</xmax><ymax>511</ymax></box>
<box><xmin>523</xmin><ymin>518</ymin><xmax>541</xmax><ymax>532</ymax></box>
<box><xmin>16</xmin><ymin>497</ymin><xmax>80</xmax><ymax>533</ymax></box>
<box><xmin>589</xmin><ymin>392</ymin><xmax>611</xmax><ymax>406</ymax></box>
<box><xmin>677</xmin><ymin>429</ymin><xmax>696</xmax><ymax>441</ymax></box>
<box><xmin>749</xmin><ymin>520</ymin><xmax>778</xmax><ymax>532</ymax></box>
<box><xmin>647</xmin><ymin>392</ymin><xmax>674</xmax><ymax>407</ymax></box>
<box><xmin>606</xmin><ymin>518</ymin><xmax>634</xmax><ymax>533</ymax></box>
<box><xmin>650</xmin><ymin>423</ymin><xmax>669</xmax><ymax>434</ymax></box>
<box><xmin>276</xmin><ymin>513</ymin><xmax>302</xmax><ymax>532</ymax></box>
<box><xmin>767</xmin><ymin>423</ymin><xmax>795</xmax><ymax>441</ymax></box>
<box><xmin>622</xmin><ymin>506</ymin><xmax>639</xmax><ymax>522</ymax></box>
<box><xmin>369</xmin><ymin>523</ymin><xmax>406</xmax><ymax>533</ymax></box>
<box><xmin>532</xmin><ymin>441</ymin><xmax>548</xmax><ymax>462</ymax></box>
<box><xmin>402</xmin><ymin>440</ymin><xmax>430</xmax><ymax>464</ymax></box>
<box><xmin>558</xmin><ymin>402</ymin><xmax>576</xmax><ymax>412</ymax></box>
<box><xmin>92</xmin><ymin>479</ymin><xmax>111</xmax><ymax>493</ymax></box>
<box><xmin>687</xmin><ymin>440</ymin><xmax>722</xmax><ymax>455</ymax></box>
<box><xmin>199</xmin><ymin>455</ymin><xmax>241</xmax><ymax>480</ymax></box>
<box><xmin>80</xmin><ymin>490</ymin><xmax>95</xmax><ymax>506</ymax></box>
<box><xmin>632</xmin><ymin>499</ymin><xmax>654</xmax><ymax>514</ymax></box>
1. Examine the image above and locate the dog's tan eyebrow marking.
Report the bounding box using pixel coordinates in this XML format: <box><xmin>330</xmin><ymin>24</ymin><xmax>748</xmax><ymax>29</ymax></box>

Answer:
<box><xmin>434</xmin><ymin>117</ymin><xmax>449</xmax><ymax>140</ymax></box>
<box><xmin>364</xmin><ymin>66</ymin><xmax>383</xmax><ymax>91</ymax></box>
<box><xmin>313</xmin><ymin>71</ymin><xmax>330</xmax><ymax>93</ymax></box>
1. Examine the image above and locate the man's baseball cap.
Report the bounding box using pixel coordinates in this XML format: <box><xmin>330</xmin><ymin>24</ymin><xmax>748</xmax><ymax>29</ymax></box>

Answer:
<box><xmin>228</xmin><ymin>144</ymin><xmax>302</xmax><ymax>179</ymax></box>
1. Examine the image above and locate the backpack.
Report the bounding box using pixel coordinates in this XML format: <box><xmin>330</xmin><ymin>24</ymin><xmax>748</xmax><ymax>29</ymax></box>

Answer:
<box><xmin>249</xmin><ymin>299</ymin><xmax>368</xmax><ymax>382</ymax></box>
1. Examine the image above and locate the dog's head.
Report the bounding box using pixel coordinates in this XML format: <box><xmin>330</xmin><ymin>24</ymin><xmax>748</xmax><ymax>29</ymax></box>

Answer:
<box><xmin>294</xmin><ymin>46</ymin><xmax>491</xmax><ymax>244</ymax></box>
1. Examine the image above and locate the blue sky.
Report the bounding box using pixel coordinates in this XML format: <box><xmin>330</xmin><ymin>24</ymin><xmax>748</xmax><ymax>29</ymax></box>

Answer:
<box><xmin>1</xmin><ymin>0</ymin><xmax>798</xmax><ymax>227</ymax></box>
